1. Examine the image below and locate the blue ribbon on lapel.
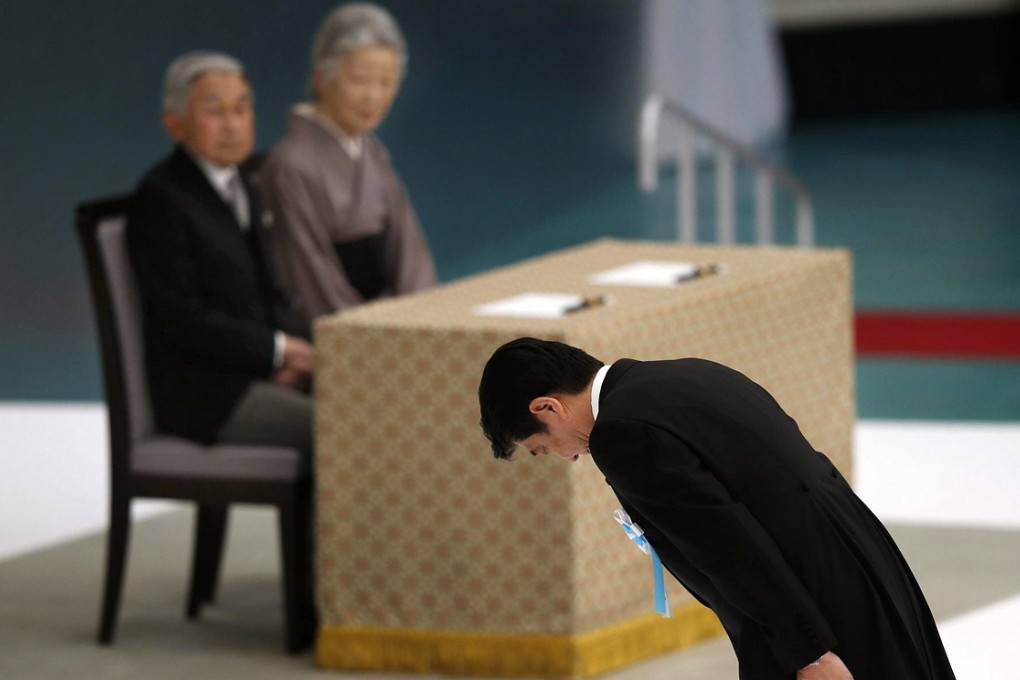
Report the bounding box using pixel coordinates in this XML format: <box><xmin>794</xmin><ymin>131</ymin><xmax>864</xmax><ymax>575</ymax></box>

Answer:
<box><xmin>613</xmin><ymin>508</ymin><xmax>672</xmax><ymax>618</ymax></box>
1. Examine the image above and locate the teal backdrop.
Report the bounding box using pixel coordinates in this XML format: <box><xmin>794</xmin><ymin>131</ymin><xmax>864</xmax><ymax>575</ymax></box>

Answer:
<box><xmin>0</xmin><ymin>0</ymin><xmax>642</xmax><ymax>400</ymax></box>
<box><xmin>1</xmin><ymin>1</ymin><xmax>1018</xmax><ymax>421</ymax></box>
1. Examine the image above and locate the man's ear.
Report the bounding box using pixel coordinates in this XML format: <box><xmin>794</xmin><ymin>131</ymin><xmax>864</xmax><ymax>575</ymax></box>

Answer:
<box><xmin>311</xmin><ymin>68</ymin><xmax>328</xmax><ymax>101</ymax></box>
<box><xmin>162</xmin><ymin>110</ymin><xmax>187</xmax><ymax>142</ymax></box>
<box><xmin>528</xmin><ymin>396</ymin><xmax>565</xmax><ymax>424</ymax></box>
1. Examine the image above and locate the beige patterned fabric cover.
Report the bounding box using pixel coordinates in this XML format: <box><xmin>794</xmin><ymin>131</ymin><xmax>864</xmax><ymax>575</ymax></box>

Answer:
<box><xmin>314</xmin><ymin>239</ymin><xmax>854</xmax><ymax>665</ymax></box>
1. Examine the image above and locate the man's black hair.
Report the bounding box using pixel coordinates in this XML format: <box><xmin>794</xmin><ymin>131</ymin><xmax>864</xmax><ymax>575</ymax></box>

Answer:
<box><xmin>478</xmin><ymin>337</ymin><xmax>603</xmax><ymax>460</ymax></box>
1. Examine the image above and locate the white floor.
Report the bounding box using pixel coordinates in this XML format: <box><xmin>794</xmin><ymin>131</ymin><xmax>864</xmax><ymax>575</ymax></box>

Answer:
<box><xmin>0</xmin><ymin>403</ymin><xmax>171</xmax><ymax>562</ymax></box>
<box><xmin>2</xmin><ymin>403</ymin><xmax>1018</xmax><ymax>677</ymax></box>
<box><xmin>854</xmin><ymin>420</ymin><xmax>1020</xmax><ymax>530</ymax></box>
<box><xmin>940</xmin><ymin>592</ymin><xmax>1020</xmax><ymax>679</ymax></box>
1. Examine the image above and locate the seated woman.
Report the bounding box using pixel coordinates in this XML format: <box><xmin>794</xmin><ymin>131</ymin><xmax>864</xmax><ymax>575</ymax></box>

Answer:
<box><xmin>261</xmin><ymin>2</ymin><xmax>437</xmax><ymax>335</ymax></box>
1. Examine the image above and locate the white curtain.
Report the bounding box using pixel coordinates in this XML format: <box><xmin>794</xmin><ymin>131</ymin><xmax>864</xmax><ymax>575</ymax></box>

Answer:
<box><xmin>641</xmin><ymin>0</ymin><xmax>790</xmax><ymax>150</ymax></box>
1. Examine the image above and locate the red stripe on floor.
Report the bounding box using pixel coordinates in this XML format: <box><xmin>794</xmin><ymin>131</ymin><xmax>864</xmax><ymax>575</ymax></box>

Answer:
<box><xmin>855</xmin><ymin>311</ymin><xmax>1020</xmax><ymax>359</ymax></box>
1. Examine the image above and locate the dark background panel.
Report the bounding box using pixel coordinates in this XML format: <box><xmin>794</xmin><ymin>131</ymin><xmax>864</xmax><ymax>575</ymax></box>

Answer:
<box><xmin>780</xmin><ymin>9</ymin><xmax>1020</xmax><ymax>119</ymax></box>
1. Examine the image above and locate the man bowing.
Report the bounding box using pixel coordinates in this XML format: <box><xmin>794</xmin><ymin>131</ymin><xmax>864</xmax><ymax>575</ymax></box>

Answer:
<box><xmin>478</xmin><ymin>337</ymin><xmax>956</xmax><ymax>680</ymax></box>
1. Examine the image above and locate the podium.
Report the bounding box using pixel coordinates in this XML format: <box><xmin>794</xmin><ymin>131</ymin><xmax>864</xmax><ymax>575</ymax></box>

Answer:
<box><xmin>313</xmin><ymin>239</ymin><xmax>854</xmax><ymax>676</ymax></box>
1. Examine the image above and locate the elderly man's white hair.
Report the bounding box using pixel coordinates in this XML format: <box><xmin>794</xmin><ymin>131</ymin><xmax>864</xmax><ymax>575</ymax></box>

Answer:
<box><xmin>311</xmin><ymin>2</ymin><xmax>407</xmax><ymax>87</ymax></box>
<box><xmin>163</xmin><ymin>51</ymin><xmax>245</xmax><ymax>116</ymax></box>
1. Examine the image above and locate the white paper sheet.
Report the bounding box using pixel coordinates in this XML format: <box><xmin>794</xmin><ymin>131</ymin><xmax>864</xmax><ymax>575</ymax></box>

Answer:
<box><xmin>587</xmin><ymin>260</ymin><xmax>701</xmax><ymax>287</ymax></box>
<box><xmin>472</xmin><ymin>292</ymin><xmax>586</xmax><ymax>319</ymax></box>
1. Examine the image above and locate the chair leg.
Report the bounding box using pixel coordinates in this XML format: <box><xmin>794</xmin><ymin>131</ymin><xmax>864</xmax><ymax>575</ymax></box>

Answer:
<box><xmin>186</xmin><ymin>503</ymin><xmax>228</xmax><ymax>620</ymax></box>
<box><xmin>98</xmin><ymin>496</ymin><xmax>131</xmax><ymax>644</ymax></box>
<box><xmin>296</xmin><ymin>485</ymin><xmax>317</xmax><ymax>637</ymax></box>
<box><xmin>278</xmin><ymin>490</ymin><xmax>315</xmax><ymax>653</ymax></box>
<box><xmin>199</xmin><ymin>504</ymin><xmax>229</xmax><ymax>606</ymax></box>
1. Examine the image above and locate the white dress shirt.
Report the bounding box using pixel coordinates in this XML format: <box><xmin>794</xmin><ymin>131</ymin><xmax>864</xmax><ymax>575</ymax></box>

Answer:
<box><xmin>590</xmin><ymin>364</ymin><xmax>611</xmax><ymax>421</ymax></box>
<box><xmin>192</xmin><ymin>156</ymin><xmax>250</xmax><ymax>228</ymax></box>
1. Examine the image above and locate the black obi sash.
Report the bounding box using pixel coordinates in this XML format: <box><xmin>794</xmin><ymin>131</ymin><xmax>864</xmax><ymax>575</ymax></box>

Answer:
<box><xmin>334</xmin><ymin>233</ymin><xmax>387</xmax><ymax>301</ymax></box>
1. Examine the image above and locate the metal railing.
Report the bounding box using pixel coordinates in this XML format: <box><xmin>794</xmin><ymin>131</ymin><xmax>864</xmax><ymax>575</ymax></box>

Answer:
<box><xmin>639</xmin><ymin>94</ymin><xmax>814</xmax><ymax>246</ymax></box>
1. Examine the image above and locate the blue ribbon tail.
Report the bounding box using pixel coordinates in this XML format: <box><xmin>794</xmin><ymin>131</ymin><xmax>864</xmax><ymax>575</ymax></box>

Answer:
<box><xmin>650</xmin><ymin>547</ymin><xmax>671</xmax><ymax>618</ymax></box>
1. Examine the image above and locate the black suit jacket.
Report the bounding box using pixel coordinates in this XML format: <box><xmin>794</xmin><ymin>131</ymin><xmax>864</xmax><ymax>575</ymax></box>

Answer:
<box><xmin>127</xmin><ymin>147</ymin><xmax>302</xmax><ymax>443</ymax></box>
<box><xmin>590</xmin><ymin>359</ymin><xmax>955</xmax><ymax>680</ymax></box>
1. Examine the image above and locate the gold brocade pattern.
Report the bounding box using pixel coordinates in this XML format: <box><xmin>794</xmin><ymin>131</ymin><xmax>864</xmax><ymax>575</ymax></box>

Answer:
<box><xmin>313</xmin><ymin>239</ymin><xmax>854</xmax><ymax>672</ymax></box>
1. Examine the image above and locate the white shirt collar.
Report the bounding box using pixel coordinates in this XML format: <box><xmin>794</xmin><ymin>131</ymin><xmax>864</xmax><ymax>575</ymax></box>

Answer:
<box><xmin>294</xmin><ymin>103</ymin><xmax>363</xmax><ymax>159</ymax></box>
<box><xmin>590</xmin><ymin>364</ymin><xmax>611</xmax><ymax>421</ymax></box>
<box><xmin>190</xmin><ymin>152</ymin><xmax>239</xmax><ymax>200</ymax></box>
<box><xmin>185</xmin><ymin>149</ymin><xmax>249</xmax><ymax>229</ymax></box>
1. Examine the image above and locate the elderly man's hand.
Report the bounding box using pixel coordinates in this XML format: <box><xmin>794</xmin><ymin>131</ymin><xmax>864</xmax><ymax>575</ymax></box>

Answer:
<box><xmin>272</xmin><ymin>335</ymin><xmax>314</xmax><ymax>390</ymax></box>
<box><xmin>797</xmin><ymin>652</ymin><xmax>853</xmax><ymax>680</ymax></box>
<box><xmin>271</xmin><ymin>366</ymin><xmax>307</xmax><ymax>390</ymax></box>
<box><xmin>282</xmin><ymin>335</ymin><xmax>314</xmax><ymax>373</ymax></box>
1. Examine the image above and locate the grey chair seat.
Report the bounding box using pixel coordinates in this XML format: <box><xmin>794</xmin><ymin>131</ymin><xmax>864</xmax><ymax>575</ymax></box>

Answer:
<box><xmin>134</xmin><ymin>436</ymin><xmax>305</xmax><ymax>482</ymax></box>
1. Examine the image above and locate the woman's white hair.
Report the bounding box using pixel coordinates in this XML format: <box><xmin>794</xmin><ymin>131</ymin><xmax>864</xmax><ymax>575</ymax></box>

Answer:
<box><xmin>163</xmin><ymin>51</ymin><xmax>244</xmax><ymax>116</ymax></box>
<box><xmin>311</xmin><ymin>2</ymin><xmax>407</xmax><ymax>91</ymax></box>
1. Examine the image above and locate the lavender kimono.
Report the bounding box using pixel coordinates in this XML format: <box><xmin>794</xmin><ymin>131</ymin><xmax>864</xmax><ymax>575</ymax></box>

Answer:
<box><xmin>260</xmin><ymin>108</ymin><xmax>437</xmax><ymax>335</ymax></box>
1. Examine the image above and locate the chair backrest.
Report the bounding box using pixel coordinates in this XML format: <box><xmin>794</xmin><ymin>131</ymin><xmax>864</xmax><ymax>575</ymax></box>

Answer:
<box><xmin>76</xmin><ymin>197</ymin><xmax>155</xmax><ymax>480</ymax></box>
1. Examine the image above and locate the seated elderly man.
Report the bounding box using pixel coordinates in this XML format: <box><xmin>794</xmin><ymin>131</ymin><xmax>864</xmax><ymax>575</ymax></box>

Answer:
<box><xmin>127</xmin><ymin>51</ymin><xmax>313</xmax><ymax>459</ymax></box>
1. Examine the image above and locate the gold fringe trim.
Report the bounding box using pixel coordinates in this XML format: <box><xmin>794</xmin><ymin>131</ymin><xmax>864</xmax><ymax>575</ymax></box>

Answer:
<box><xmin>316</xmin><ymin>603</ymin><xmax>724</xmax><ymax>677</ymax></box>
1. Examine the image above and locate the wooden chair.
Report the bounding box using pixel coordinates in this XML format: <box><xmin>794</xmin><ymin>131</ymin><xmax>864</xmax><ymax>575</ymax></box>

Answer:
<box><xmin>76</xmin><ymin>196</ymin><xmax>315</xmax><ymax>653</ymax></box>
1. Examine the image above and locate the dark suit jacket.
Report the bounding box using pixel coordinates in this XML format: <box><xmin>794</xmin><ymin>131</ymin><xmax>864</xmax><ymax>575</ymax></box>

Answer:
<box><xmin>127</xmin><ymin>147</ymin><xmax>302</xmax><ymax>443</ymax></box>
<box><xmin>590</xmin><ymin>359</ymin><xmax>955</xmax><ymax>680</ymax></box>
